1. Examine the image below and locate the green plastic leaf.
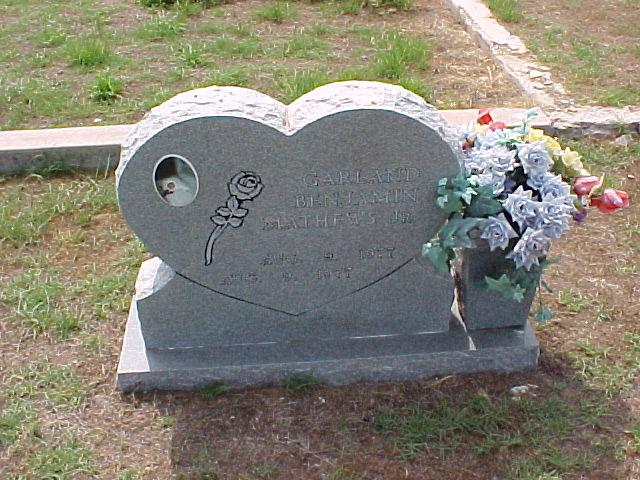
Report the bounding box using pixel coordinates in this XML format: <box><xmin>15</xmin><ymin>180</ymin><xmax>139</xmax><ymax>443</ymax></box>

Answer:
<box><xmin>439</xmin><ymin>217</ymin><xmax>480</xmax><ymax>249</ymax></box>
<box><xmin>534</xmin><ymin>307</ymin><xmax>553</xmax><ymax>324</ymax></box>
<box><xmin>466</xmin><ymin>194</ymin><xmax>503</xmax><ymax>217</ymax></box>
<box><xmin>422</xmin><ymin>242</ymin><xmax>450</xmax><ymax>273</ymax></box>
<box><xmin>436</xmin><ymin>194</ymin><xmax>463</xmax><ymax>213</ymax></box>
<box><xmin>485</xmin><ymin>274</ymin><xmax>526</xmax><ymax>302</ymax></box>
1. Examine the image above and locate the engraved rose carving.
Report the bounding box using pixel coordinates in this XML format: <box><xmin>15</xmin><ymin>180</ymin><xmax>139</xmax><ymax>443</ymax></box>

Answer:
<box><xmin>205</xmin><ymin>171</ymin><xmax>264</xmax><ymax>265</ymax></box>
<box><xmin>229</xmin><ymin>171</ymin><xmax>263</xmax><ymax>201</ymax></box>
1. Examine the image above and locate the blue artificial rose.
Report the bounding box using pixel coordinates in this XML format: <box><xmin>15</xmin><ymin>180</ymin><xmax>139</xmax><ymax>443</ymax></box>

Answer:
<box><xmin>517</xmin><ymin>141</ymin><xmax>552</xmax><ymax>175</ymax></box>
<box><xmin>477</xmin><ymin>171</ymin><xmax>507</xmax><ymax>195</ymax></box>
<box><xmin>480</xmin><ymin>213</ymin><xmax>519</xmax><ymax>251</ymax></box>
<box><xmin>502</xmin><ymin>186</ymin><xmax>538</xmax><ymax>229</ymax></box>
<box><xmin>537</xmin><ymin>194</ymin><xmax>575</xmax><ymax>239</ymax></box>
<box><xmin>506</xmin><ymin>227</ymin><xmax>551</xmax><ymax>270</ymax></box>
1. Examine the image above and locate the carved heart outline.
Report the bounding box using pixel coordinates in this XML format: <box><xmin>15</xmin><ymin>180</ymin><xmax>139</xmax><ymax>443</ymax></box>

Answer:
<box><xmin>117</xmin><ymin>82</ymin><xmax>462</xmax><ymax>315</ymax></box>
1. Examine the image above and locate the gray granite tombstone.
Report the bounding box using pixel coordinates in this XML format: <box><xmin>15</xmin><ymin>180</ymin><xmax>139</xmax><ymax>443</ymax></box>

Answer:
<box><xmin>115</xmin><ymin>81</ymin><xmax>538</xmax><ymax>391</ymax></box>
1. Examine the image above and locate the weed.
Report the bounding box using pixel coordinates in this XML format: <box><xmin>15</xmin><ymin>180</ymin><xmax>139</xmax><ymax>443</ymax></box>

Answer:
<box><xmin>28</xmin><ymin>436</ymin><xmax>96</xmax><ymax>478</ymax></box>
<box><xmin>23</xmin><ymin>157</ymin><xmax>76</xmax><ymax>177</ymax></box>
<box><xmin>278</xmin><ymin>69</ymin><xmax>329</xmax><ymax>104</ymax></box>
<box><xmin>281</xmin><ymin>34</ymin><xmax>330</xmax><ymax>59</ymax></box>
<box><xmin>372</xmin><ymin>32</ymin><xmax>430</xmax><ymax>80</ymax></box>
<box><xmin>180</xmin><ymin>43</ymin><xmax>206</xmax><ymax>67</ymax></box>
<box><xmin>90</xmin><ymin>73</ymin><xmax>123</xmax><ymax>103</ymax></box>
<box><xmin>283</xmin><ymin>372</ymin><xmax>318</xmax><ymax>394</ymax></box>
<box><xmin>33</xmin><ymin>25</ymin><xmax>67</xmax><ymax>47</ymax></box>
<box><xmin>159</xmin><ymin>416</ymin><xmax>175</xmax><ymax>428</ymax></box>
<box><xmin>65</xmin><ymin>37</ymin><xmax>111</xmax><ymax>68</ymax></box>
<box><xmin>201</xmin><ymin>381</ymin><xmax>228</xmax><ymax>400</ymax></box>
<box><xmin>253</xmin><ymin>2</ymin><xmax>298</xmax><ymax>23</ymax></box>
<box><xmin>544</xmin><ymin>27</ymin><xmax>565</xmax><ymax>47</ymax></box>
<box><xmin>207</xmin><ymin>66</ymin><xmax>250</xmax><ymax>86</ymax></box>
<box><xmin>556</xmin><ymin>288</ymin><xmax>592</xmax><ymax>313</ymax></box>
<box><xmin>396</xmin><ymin>76</ymin><xmax>433</xmax><ymax>101</ymax></box>
<box><xmin>310</xmin><ymin>24</ymin><xmax>334</xmax><ymax>37</ymax></box>
<box><xmin>136</xmin><ymin>14</ymin><xmax>185</xmax><ymax>41</ymax></box>
<box><xmin>487</xmin><ymin>0</ymin><xmax>521</xmax><ymax>22</ymax></box>
<box><xmin>210</xmin><ymin>36</ymin><xmax>263</xmax><ymax>58</ymax></box>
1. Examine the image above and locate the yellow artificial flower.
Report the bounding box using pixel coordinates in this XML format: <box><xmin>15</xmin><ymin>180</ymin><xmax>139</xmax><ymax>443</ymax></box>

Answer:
<box><xmin>527</xmin><ymin>128</ymin><xmax>562</xmax><ymax>155</ymax></box>
<box><xmin>558</xmin><ymin>147</ymin><xmax>590</xmax><ymax>177</ymax></box>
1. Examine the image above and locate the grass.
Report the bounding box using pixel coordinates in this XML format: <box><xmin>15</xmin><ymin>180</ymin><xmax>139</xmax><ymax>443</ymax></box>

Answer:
<box><xmin>33</xmin><ymin>25</ymin><xmax>67</xmax><ymax>48</ymax></box>
<box><xmin>180</xmin><ymin>43</ymin><xmax>207</xmax><ymax>67</ymax></box>
<box><xmin>374</xmin><ymin>392</ymin><xmax>603</xmax><ymax>477</ymax></box>
<box><xmin>0</xmin><ymin>0</ymin><xmax>515</xmax><ymax>129</ymax></box>
<box><xmin>201</xmin><ymin>381</ymin><xmax>228</xmax><ymax>400</ymax></box>
<box><xmin>0</xmin><ymin>401</ymin><xmax>38</xmax><ymax>447</ymax></box>
<box><xmin>496</xmin><ymin>0</ymin><xmax>640</xmax><ymax>105</ymax></box>
<box><xmin>556</xmin><ymin>288</ymin><xmax>592</xmax><ymax>314</ymax></box>
<box><xmin>568</xmin><ymin>333</ymin><xmax>640</xmax><ymax>397</ymax></box>
<box><xmin>27</xmin><ymin>436</ymin><xmax>96</xmax><ymax>478</ymax></box>
<box><xmin>486</xmin><ymin>0</ymin><xmax>522</xmax><ymax>23</ymax></box>
<box><xmin>90</xmin><ymin>73</ymin><xmax>123</xmax><ymax>103</ymax></box>
<box><xmin>65</xmin><ymin>37</ymin><xmax>112</xmax><ymax>68</ymax></box>
<box><xmin>253</xmin><ymin>2</ymin><xmax>298</xmax><ymax>23</ymax></box>
<box><xmin>282</xmin><ymin>372</ymin><xmax>318</xmax><ymax>394</ymax></box>
<box><xmin>281</xmin><ymin>34</ymin><xmax>330</xmax><ymax>59</ymax></box>
<box><xmin>568</xmin><ymin>139</ymin><xmax>640</xmax><ymax>171</ymax></box>
<box><xmin>4</xmin><ymin>361</ymin><xmax>88</xmax><ymax>409</ymax></box>
<box><xmin>599</xmin><ymin>84</ymin><xmax>640</xmax><ymax>107</ymax></box>
<box><xmin>277</xmin><ymin>69</ymin><xmax>330</xmax><ymax>104</ymax></box>
<box><xmin>372</xmin><ymin>31</ymin><xmax>431</xmax><ymax>80</ymax></box>
<box><xmin>136</xmin><ymin>14</ymin><xmax>186</xmax><ymax>41</ymax></box>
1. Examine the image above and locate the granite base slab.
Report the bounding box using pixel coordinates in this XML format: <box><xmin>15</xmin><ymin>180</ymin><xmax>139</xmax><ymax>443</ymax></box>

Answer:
<box><xmin>116</xmin><ymin>300</ymin><xmax>539</xmax><ymax>392</ymax></box>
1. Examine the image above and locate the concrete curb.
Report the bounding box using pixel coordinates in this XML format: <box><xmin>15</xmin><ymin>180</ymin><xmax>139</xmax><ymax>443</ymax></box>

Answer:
<box><xmin>443</xmin><ymin>0</ymin><xmax>564</xmax><ymax>109</ymax></box>
<box><xmin>0</xmin><ymin>109</ymin><xmax>549</xmax><ymax>174</ymax></box>
<box><xmin>0</xmin><ymin>125</ymin><xmax>131</xmax><ymax>174</ymax></box>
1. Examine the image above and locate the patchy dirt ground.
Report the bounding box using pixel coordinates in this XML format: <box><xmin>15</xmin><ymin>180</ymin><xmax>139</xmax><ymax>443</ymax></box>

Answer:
<box><xmin>490</xmin><ymin>0</ymin><xmax>640</xmax><ymax>107</ymax></box>
<box><xmin>0</xmin><ymin>142</ymin><xmax>638</xmax><ymax>479</ymax></box>
<box><xmin>0</xmin><ymin>0</ymin><xmax>530</xmax><ymax>130</ymax></box>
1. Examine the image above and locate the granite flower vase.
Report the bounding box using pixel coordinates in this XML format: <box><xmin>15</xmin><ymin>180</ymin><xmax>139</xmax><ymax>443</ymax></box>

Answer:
<box><xmin>458</xmin><ymin>240</ymin><xmax>538</xmax><ymax>330</ymax></box>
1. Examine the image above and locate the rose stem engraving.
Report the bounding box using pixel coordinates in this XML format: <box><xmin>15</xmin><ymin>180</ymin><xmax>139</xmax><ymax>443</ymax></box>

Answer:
<box><xmin>204</xmin><ymin>171</ymin><xmax>264</xmax><ymax>266</ymax></box>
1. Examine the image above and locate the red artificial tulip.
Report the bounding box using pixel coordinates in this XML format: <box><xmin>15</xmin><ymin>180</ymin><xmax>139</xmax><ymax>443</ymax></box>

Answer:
<box><xmin>477</xmin><ymin>108</ymin><xmax>493</xmax><ymax>125</ymax></box>
<box><xmin>590</xmin><ymin>188</ymin><xmax>629</xmax><ymax>214</ymax></box>
<box><xmin>489</xmin><ymin>121</ymin><xmax>506</xmax><ymax>131</ymax></box>
<box><xmin>573</xmin><ymin>175</ymin><xmax>600</xmax><ymax>196</ymax></box>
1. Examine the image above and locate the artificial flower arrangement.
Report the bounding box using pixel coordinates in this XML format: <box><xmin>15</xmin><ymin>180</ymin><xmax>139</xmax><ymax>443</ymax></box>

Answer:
<box><xmin>422</xmin><ymin>108</ymin><xmax>630</xmax><ymax>305</ymax></box>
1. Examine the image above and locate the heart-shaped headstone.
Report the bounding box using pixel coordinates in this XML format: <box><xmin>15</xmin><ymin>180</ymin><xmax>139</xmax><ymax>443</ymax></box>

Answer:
<box><xmin>117</xmin><ymin>82</ymin><xmax>461</xmax><ymax>315</ymax></box>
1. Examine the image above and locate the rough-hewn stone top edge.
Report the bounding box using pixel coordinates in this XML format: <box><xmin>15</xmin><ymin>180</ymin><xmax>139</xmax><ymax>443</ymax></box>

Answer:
<box><xmin>115</xmin><ymin>81</ymin><xmax>463</xmax><ymax>186</ymax></box>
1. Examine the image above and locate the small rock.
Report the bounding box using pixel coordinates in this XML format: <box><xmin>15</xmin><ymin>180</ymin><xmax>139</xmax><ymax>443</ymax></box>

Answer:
<box><xmin>567</xmin><ymin>107</ymin><xmax>578</xmax><ymax>112</ymax></box>
<box><xmin>614</xmin><ymin>134</ymin><xmax>635</xmax><ymax>146</ymax></box>
<box><xmin>543</xmin><ymin>80</ymin><xmax>553</xmax><ymax>86</ymax></box>
<box><xmin>537</xmin><ymin>66</ymin><xmax>551</xmax><ymax>72</ymax></box>
<box><xmin>627</xmin><ymin>174</ymin><xmax>636</xmax><ymax>180</ymax></box>
<box><xmin>93</xmin><ymin>118</ymin><xmax>103</xmax><ymax>123</ymax></box>
<box><xmin>532</xmin><ymin>82</ymin><xmax>545</xmax><ymax>90</ymax></box>
<box><xmin>510</xmin><ymin>384</ymin><xmax>538</xmax><ymax>399</ymax></box>
<box><xmin>529</xmin><ymin>69</ymin><xmax>545</xmax><ymax>79</ymax></box>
